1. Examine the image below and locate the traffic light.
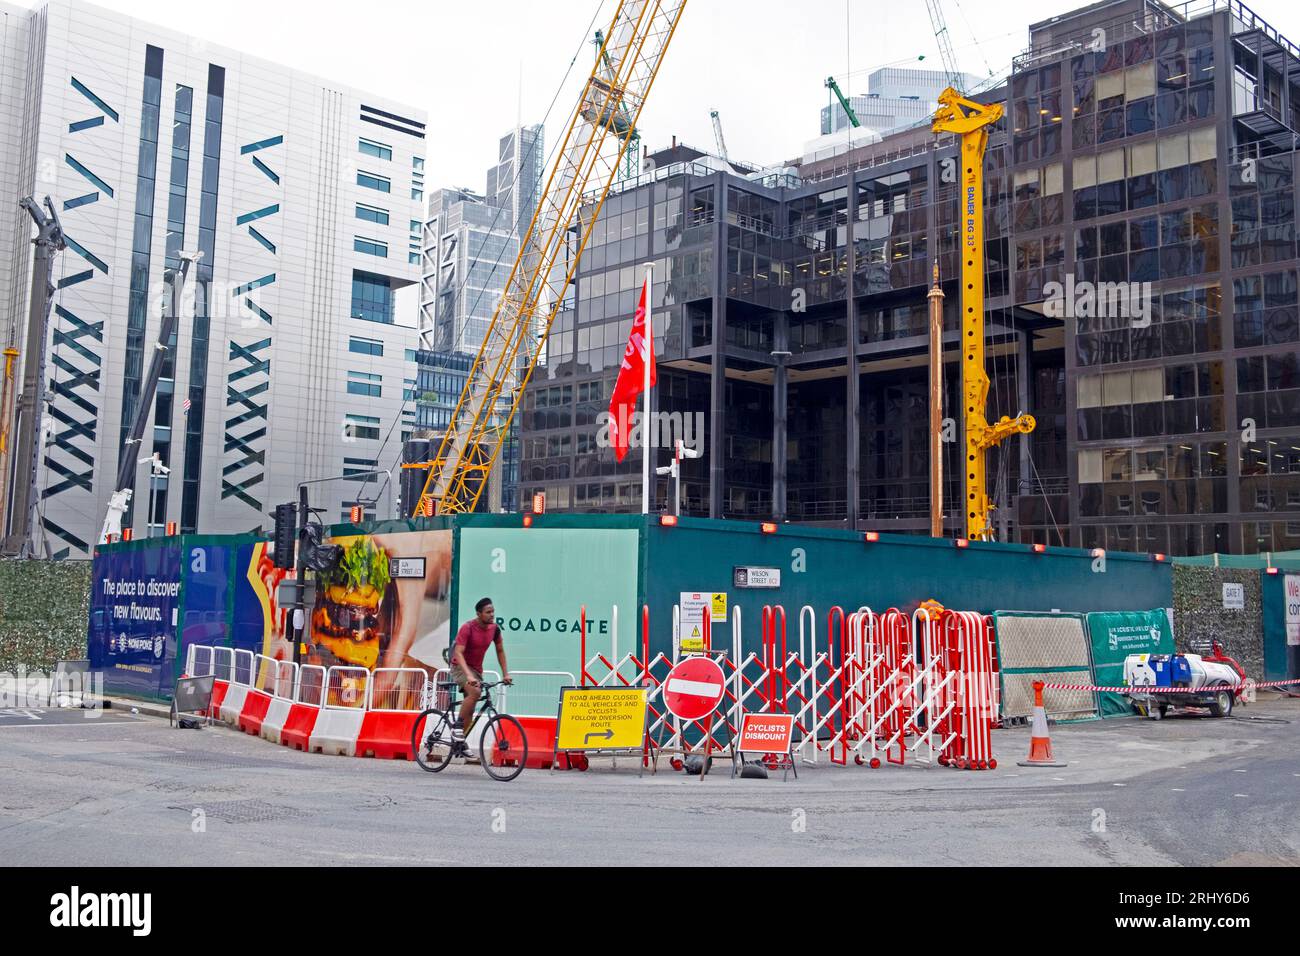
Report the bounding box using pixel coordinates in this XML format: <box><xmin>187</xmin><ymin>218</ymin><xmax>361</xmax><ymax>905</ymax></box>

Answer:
<box><xmin>272</xmin><ymin>502</ymin><xmax>297</xmax><ymax>569</ymax></box>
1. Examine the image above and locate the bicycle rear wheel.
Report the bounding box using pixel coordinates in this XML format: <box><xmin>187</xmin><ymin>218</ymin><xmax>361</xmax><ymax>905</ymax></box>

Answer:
<box><xmin>479</xmin><ymin>713</ymin><xmax>528</xmax><ymax>782</ymax></box>
<box><xmin>412</xmin><ymin>709</ymin><xmax>455</xmax><ymax>772</ymax></box>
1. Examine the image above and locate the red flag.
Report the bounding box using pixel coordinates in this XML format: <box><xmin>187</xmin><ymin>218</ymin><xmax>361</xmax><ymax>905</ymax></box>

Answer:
<box><xmin>608</xmin><ymin>272</ymin><xmax>656</xmax><ymax>462</ymax></box>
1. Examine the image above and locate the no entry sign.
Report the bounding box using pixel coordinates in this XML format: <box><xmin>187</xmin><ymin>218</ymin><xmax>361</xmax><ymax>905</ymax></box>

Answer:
<box><xmin>663</xmin><ymin>656</ymin><xmax>726</xmax><ymax>721</ymax></box>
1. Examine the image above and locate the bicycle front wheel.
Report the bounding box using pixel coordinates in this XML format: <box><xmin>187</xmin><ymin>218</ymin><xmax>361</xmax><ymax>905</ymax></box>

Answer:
<box><xmin>412</xmin><ymin>709</ymin><xmax>454</xmax><ymax>773</ymax></box>
<box><xmin>479</xmin><ymin>713</ymin><xmax>528</xmax><ymax>782</ymax></box>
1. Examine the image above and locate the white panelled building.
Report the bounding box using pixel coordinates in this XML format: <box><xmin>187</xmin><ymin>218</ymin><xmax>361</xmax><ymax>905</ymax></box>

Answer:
<box><xmin>0</xmin><ymin>0</ymin><xmax>425</xmax><ymax>557</ymax></box>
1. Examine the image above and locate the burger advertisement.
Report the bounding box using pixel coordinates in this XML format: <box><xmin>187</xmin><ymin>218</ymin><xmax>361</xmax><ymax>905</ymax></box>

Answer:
<box><xmin>308</xmin><ymin>534</ymin><xmax>394</xmax><ymax>670</ymax></box>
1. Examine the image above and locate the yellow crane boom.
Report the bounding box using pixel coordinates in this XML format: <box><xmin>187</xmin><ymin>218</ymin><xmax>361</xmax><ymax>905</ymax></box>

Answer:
<box><xmin>932</xmin><ymin>87</ymin><xmax>1035</xmax><ymax>541</ymax></box>
<box><xmin>411</xmin><ymin>0</ymin><xmax>687</xmax><ymax>516</ymax></box>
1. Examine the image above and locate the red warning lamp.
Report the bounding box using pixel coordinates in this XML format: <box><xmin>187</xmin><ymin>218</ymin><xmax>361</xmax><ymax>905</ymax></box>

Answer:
<box><xmin>122</xmin><ymin>528</ymin><xmax>134</xmax><ymax>542</ymax></box>
<box><xmin>1152</xmin><ymin>553</ymin><xmax>1166</xmax><ymax>562</ymax></box>
<box><xmin>1032</xmin><ymin>543</ymin><xmax>1047</xmax><ymax>554</ymax></box>
<box><xmin>522</xmin><ymin>514</ymin><xmax>534</xmax><ymax>528</ymax></box>
<box><xmin>165</xmin><ymin>520</ymin><xmax>178</xmax><ymax>536</ymax></box>
<box><xmin>864</xmin><ymin>531</ymin><xmax>880</xmax><ymax>543</ymax></box>
<box><xmin>760</xmin><ymin>522</ymin><xmax>778</xmax><ymax>534</ymax></box>
<box><xmin>1091</xmin><ymin>548</ymin><xmax>1106</xmax><ymax>558</ymax></box>
<box><xmin>954</xmin><ymin>538</ymin><xmax>969</xmax><ymax>549</ymax></box>
<box><xmin>1265</xmin><ymin>566</ymin><xmax>1279</xmax><ymax>575</ymax></box>
<box><xmin>659</xmin><ymin>514</ymin><xmax>678</xmax><ymax>527</ymax></box>
<box><xmin>349</xmin><ymin>505</ymin><xmax>364</xmax><ymax>524</ymax></box>
<box><xmin>532</xmin><ymin>492</ymin><xmax>546</xmax><ymax>515</ymax></box>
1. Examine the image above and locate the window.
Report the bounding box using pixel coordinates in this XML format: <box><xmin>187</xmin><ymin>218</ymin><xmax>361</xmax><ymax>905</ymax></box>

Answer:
<box><xmin>347</xmin><ymin>370</ymin><xmax>382</xmax><ymax>397</ymax></box>
<box><xmin>344</xmin><ymin>413</ymin><xmax>380</xmax><ymax>441</ymax></box>
<box><xmin>404</xmin><ymin>348</ymin><xmax>418</xmax><ymax>362</ymax></box>
<box><xmin>412</xmin><ymin>156</ymin><xmax>424</xmax><ymax>171</ymax></box>
<box><xmin>358</xmin><ymin>171</ymin><xmax>390</xmax><ymax>193</ymax></box>
<box><xmin>354</xmin><ymin>236</ymin><xmax>388</xmax><ymax>258</ymax></box>
<box><xmin>359</xmin><ymin>138</ymin><xmax>392</xmax><ymax>161</ymax></box>
<box><xmin>351</xmin><ymin>269</ymin><xmax>394</xmax><ymax>323</ymax></box>
<box><xmin>348</xmin><ymin>335</ymin><xmax>383</xmax><ymax>357</ymax></box>
<box><xmin>356</xmin><ymin>203</ymin><xmax>389</xmax><ymax>225</ymax></box>
<box><xmin>411</xmin><ymin>186</ymin><xmax>423</xmax><ymax>201</ymax></box>
<box><xmin>409</xmin><ymin>251</ymin><xmax>419</xmax><ymax>264</ymax></box>
<box><xmin>343</xmin><ymin>456</ymin><xmax>378</xmax><ymax>478</ymax></box>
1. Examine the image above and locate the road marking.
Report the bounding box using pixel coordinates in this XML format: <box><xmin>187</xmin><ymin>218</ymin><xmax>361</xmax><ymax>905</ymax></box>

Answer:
<box><xmin>1170</xmin><ymin>788</ymin><xmax>1185</xmax><ymax>792</ymax></box>
<box><xmin>1233</xmin><ymin>793</ymin><xmax>1249</xmax><ymax>798</ymax></box>
<box><xmin>1113</xmin><ymin>783</ymin><xmax>1126</xmax><ymax>787</ymax></box>
<box><xmin>1051</xmin><ymin>776</ymin><xmax>1064</xmax><ymax>781</ymax></box>
<box><xmin>1233</xmin><ymin>769</ymin><xmax>1247</xmax><ymax>773</ymax></box>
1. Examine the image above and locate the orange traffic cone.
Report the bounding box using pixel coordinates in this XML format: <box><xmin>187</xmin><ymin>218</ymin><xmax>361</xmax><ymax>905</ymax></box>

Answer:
<box><xmin>1017</xmin><ymin>680</ymin><xmax>1067</xmax><ymax>767</ymax></box>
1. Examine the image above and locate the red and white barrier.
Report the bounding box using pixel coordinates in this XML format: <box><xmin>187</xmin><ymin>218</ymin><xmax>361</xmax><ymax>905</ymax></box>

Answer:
<box><xmin>258</xmin><ymin>659</ymin><xmax>299</xmax><ymax>745</ymax></box>
<box><xmin>309</xmin><ymin>666</ymin><xmax>370</xmax><ymax>756</ymax></box>
<box><xmin>355</xmin><ymin>668</ymin><xmax>428</xmax><ymax>759</ymax></box>
<box><xmin>281</xmin><ymin>665</ymin><xmax>325</xmax><ymax>751</ymax></box>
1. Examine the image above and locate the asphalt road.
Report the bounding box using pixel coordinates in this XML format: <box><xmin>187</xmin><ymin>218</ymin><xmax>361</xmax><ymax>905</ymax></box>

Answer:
<box><xmin>0</xmin><ymin>698</ymin><xmax>1296</xmax><ymax>866</ymax></box>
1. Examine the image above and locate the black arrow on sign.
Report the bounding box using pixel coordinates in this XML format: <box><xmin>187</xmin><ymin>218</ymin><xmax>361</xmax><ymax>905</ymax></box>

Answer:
<box><xmin>584</xmin><ymin>728</ymin><xmax>614</xmax><ymax>745</ymax></box>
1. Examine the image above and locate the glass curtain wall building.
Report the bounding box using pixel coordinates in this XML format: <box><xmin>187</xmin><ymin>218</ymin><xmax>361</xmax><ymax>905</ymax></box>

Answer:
<box><xmin>518</xmin><ymin>0</ymin><xmax>1300</xmax><ymax>557</ymax></box>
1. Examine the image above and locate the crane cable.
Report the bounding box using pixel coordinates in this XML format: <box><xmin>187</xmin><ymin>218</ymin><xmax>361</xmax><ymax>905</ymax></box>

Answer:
<box><xmin>367</xmin><ymin>0</ymin><xmax>616</xmax><ymax>504</ymax></box>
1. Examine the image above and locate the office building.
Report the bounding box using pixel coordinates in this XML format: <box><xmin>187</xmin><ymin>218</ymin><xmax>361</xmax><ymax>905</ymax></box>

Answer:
<box><xmin>0</xmin><ymin>0</ymin><xmax>425</xmax><ymax>557</ymax></box>
<box><xmin>519</xmin><ymin>0</ymin><xmax>1300</xmax><ymax>556</ymax></box>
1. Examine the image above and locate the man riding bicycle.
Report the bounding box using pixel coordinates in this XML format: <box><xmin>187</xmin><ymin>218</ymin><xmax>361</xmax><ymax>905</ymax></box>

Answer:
<box><xmin>450</xmin><ymin>597</ymin><xmax>512</xmax><ymax>742</ymax></box>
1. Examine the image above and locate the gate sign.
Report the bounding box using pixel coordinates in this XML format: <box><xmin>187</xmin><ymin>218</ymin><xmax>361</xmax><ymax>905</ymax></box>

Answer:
<box><xmin>1286</xmin><ymin>575</ymin><xmax>1300</xmax><ymax>647</ymax></box>
<box><xmin>1222</xmin><ymin>582</ymin><xmax>1245</xmax><ymax>609</ymax></box>
<box><xmin>678</xmin><ymin>591</ymin><xmax>725</xmax><ymax>652</ymax></box>
<box><xmin>663</xmin><ymin>656</ymin><xmax>726</xmax><ymax>721</ymax></box>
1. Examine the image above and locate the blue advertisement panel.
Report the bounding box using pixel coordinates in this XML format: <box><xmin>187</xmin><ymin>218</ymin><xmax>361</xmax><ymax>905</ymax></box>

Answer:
<box><xmin>179</xmin><ymin>542</ymin><xmax>232</xmax><ymax>668</ymax></box>
<box><xmin>89</xmin><ymin>544</ymin><xmax>182</xmax><ymax>699</ymax></box>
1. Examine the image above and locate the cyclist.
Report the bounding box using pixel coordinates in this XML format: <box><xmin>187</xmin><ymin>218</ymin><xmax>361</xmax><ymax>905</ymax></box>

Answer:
<box><xmin>450</xmin><ymin>597</ymin><xmax>512</xmax><ymax>743</ymax></box>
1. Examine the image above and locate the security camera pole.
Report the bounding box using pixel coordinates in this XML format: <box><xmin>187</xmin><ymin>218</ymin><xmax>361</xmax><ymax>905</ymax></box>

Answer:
<box><xmin>99</xmin><ymin>250</ymin><xmax>202</xmax><ymax>545</ymax></box>
<box><xmin>655</xmin><ymin>438</ymin><xmax>703</xmax><ymax>516</ymax></box>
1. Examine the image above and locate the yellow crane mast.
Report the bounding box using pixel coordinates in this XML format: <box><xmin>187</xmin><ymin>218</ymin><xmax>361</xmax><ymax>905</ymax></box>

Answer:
<box><xmin>932</xmin><ymin>87</ymin><xmax>1035</xmax><ymax>541</ymax></box>
<box><xmin>410</xmin><ymin>0</ymin><xmax>687</xmax><ymax>516</ymax></box>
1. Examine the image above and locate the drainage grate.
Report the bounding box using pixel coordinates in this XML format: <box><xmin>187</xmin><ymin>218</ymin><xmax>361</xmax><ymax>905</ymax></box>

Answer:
<box><xmin>175</xmin><ymin>798</ymin><xmax>299</xmax><ymax>825</ymax></box>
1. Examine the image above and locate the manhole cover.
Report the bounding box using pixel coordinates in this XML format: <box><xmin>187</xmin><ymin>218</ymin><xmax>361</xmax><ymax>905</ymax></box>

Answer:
<box><xmin>175</xmin><ymin>798</ymin><xmax>298</xmax><ymax>824</ymax></box>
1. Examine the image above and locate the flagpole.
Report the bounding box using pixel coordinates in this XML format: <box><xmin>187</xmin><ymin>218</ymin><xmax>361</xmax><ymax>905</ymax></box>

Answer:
<box><xmin>642</xmin><ymin>262</ymin><xmax>653</xmax><ymax>515</ymax></box>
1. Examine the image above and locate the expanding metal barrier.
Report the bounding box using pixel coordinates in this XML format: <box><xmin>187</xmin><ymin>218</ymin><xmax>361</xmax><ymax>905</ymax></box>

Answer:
<box><xmin>577</xmin><ymin>600</ymin><xmax>1000</xmax><ymax>772</ymax></box>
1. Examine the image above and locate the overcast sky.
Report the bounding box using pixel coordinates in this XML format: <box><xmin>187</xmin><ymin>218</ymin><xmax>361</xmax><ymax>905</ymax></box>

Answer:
<box><xmin>41</xmin><ymin>0</ymin><xmax>1300</xmax><ymax>190</ymax></box>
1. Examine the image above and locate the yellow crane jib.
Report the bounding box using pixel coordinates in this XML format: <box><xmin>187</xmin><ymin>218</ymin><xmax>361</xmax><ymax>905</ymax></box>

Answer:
<box><xmin>931</xmin><ymin>87</ymin><xmax>1035</xmax><ymax>542</ymax></box>
<box><xmin>412</xmin><ymin>0</ymin><xmax>687</xmax><ymax>517</ymax></box>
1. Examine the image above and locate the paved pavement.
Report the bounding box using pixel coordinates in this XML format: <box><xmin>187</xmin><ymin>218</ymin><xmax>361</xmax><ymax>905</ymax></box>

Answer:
<box><xmin>0</xmin><ymin>696</ymin><xmax>1296</xmax><ymax>866</ymax></box>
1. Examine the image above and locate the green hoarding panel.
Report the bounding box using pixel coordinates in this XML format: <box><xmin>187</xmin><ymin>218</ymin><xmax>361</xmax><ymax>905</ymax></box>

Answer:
<box><xmin>1085</xmin><ymin>609</ymin><xmax>1174</xmax><ymax>717</ymax></box>
<box><xmin>455</xmin><ymin>527</ymin><xmax>640</xmax><ymax>677</ymax></box>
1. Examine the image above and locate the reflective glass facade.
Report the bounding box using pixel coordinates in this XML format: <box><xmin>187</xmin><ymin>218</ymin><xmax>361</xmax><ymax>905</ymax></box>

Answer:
<box><xmin>514</xmin><ymin>0</ymin><xmax>1300</xmax><ymax>555</ymax></box>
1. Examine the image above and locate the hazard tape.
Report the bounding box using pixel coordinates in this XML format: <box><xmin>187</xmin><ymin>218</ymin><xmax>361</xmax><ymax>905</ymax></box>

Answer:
<box><xmin>1041</xmin><ymin>678</ymin><xmax>1300</xmax><ymax>693</ymax></box>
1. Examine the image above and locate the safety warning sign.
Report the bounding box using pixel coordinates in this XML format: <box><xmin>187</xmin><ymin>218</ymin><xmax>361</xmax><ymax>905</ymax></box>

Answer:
<box><xmin>555</xmin><ymin>686</ymin><xmax>648</xmax><ymax>752</ymax></box>
<box><xmin>679</xmin><ymin>591</ymin><xmax>726</xmax><ymax>652</ymax></box>
<box><xmin>736</xmin><ymin>712</ymin><xmax>795</xmax><ymax>753</ymax></box>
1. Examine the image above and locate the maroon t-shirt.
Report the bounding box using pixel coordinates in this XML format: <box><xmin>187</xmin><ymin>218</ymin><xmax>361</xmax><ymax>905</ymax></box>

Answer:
<box><xmin>455</xmin><ymin>619</ymin><xmax>501</xmax><ymax>674</ymax></box>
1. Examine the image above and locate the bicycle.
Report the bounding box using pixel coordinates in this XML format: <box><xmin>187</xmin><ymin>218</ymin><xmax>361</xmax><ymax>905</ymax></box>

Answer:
<box><xmin>411</xmin><ymin>678</ymin><xmax>528</xmax><ymax>781</ymax></box>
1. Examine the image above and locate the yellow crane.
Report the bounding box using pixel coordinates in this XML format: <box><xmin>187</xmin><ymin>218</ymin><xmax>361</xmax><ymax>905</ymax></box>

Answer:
<box><xmin>410</xmin><ymin>0</ymin><xmax>687</xmax><ymax>516</ymax></box>
<box><xmin>932</xmin><ymin>87</ymin><xmax>1035</xmax><ymax>541</ymax></box>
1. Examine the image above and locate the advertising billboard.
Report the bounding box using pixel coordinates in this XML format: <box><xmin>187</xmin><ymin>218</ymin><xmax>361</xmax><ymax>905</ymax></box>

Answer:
<box><xmin>455</xmin><ymin>527</ymin><xmax>639</xmax><ymax>675</ymax></box>
<box><xmin>88</xmin><ymin>543</ymin><xmax>182</xmax><ymax>698</ymax></box>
